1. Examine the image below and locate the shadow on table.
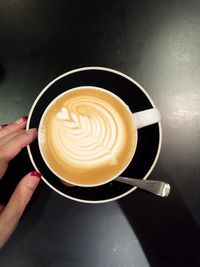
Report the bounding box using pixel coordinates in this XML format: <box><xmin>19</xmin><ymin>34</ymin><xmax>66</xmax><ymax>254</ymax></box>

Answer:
<box><xmin>0</xmin><ymin>65</ymin><xmax>6</xmax><ymax>83</ymax></box>
<box><xmin>118</xmin><ymin>177</ymin><xmax>200</xmax><ymax>267</ymax></box>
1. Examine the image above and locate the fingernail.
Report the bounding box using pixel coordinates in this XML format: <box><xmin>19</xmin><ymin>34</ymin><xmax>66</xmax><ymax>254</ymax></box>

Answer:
<box><xmin>31</xmin><ymin>171</ymin><xmax>41</xmax><ymax>178</ymax></box>
<box><xmin>15</xmin><ymin>116</ymin><xmax>28</xmax><ymax>124</ymax></box>
<box><xmin>27</xmin><ymin>172</ymin><xmax>41</xmax><ymax>189</ymax></box>
<box><xmin>0</xmin><ymin>124</ymin><xmax>7</xmax><ymax>129</ymax></box>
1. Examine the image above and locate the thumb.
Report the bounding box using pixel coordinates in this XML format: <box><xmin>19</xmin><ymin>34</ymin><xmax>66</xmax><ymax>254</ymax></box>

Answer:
<box><xmin>0</xmin><ymin>171</ymin><xmax>41</xmax><ymax>249</ymax></box>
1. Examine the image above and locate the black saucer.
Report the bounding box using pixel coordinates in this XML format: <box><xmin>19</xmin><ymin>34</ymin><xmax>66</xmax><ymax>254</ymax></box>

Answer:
<box><xmin>27</xmin><ymin>67</ymin><xmax>161</xmax><ymax>203</ymax></box>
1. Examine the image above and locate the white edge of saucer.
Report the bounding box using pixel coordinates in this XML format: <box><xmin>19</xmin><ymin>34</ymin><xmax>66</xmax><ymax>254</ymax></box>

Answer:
<box><xmin>27</xmin><ymin>66</ymin><xmax>162</xmax><ymax>204</ymax></box>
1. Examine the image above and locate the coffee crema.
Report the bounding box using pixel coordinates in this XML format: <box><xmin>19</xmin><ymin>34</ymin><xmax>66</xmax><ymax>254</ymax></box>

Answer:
<box><xmin>39</xmin><ymin>87</ymin><xmax>137</xmax><ymax>186</ymax></box>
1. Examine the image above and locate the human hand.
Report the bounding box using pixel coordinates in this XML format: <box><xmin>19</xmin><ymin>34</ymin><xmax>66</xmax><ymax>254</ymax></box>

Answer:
<box><xmin>0</xmin><ymin>117</ymin><xmax>41</xmax><ymax>249</ymax></box>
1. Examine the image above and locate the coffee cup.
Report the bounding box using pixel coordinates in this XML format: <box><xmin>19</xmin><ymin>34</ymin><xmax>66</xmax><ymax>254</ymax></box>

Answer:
<box><xmin>38</xmin><ymin>86</ymin><xmax>160</xmax><ymax>187</ymax></box>
<box><xmin>27</xmin><ymin>67</ymin><xmax>162</xmax><ymax>203</ymax></box>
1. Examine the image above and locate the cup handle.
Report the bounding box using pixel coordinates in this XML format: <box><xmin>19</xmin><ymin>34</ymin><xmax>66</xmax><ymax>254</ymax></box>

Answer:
<box><xmin>133</xmin><ymin>108</ymin><xmax>161</xmax><ymax>129</ymax></box>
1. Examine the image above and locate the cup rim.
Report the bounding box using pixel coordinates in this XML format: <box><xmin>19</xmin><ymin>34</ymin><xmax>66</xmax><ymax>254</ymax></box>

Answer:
<box><xmin>27</xmin><ymin>66</ymin><xmax>162</xmax><ymax>204</ymax></box>
<box><xmin>37</xmin><ymin>85</ymin><xmax>138</xmax><ymax>187</ymax></box>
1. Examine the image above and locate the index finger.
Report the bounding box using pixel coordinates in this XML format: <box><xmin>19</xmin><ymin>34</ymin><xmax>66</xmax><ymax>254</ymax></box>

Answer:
<box><xmin>0</xmin><ymin>116</ymin><xmax>27</xmax><ymax>139</ymax></box>
<box><xmin>0</xmin><ymin>129</ymin><xmax>37</xmax><ymax>179</ymax></box>
<box><xmin>0</xmin><ymin>128</ymin><xmax>37</xmax><ymax>163</ymax></box>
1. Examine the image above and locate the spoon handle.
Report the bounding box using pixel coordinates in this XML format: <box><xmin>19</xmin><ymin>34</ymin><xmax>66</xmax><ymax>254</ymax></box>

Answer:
<box><xmin>116</xmin><ymin>177</ymin><xmax>170</xmax><ymax>197</ymax></box>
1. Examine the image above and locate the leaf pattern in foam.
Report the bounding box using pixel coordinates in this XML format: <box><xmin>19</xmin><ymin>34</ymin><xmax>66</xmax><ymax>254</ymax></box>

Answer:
<box><xmin>56</xmin><ymin>107</ymin><xmax>70</xmax><ymax>120</ymax></box>
<box><xmin>56</xmin><ymin>107</ymin><xmax>117</xmax><ymax>163</ymax></box>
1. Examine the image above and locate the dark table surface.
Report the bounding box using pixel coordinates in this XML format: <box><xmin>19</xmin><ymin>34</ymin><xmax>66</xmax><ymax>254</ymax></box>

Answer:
<box><xmin>0</xmin><ymin>1</ymin><xmax>200</xmax><ymax>266</ymax></box>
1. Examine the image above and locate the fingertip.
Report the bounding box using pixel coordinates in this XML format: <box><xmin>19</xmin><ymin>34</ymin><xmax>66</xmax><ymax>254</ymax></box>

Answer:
<box><xmin>60</xmin><ymin>180</ymin><xmax>75</xmax><ymax>187</ymax></box>
<box><xmin>14</xmin><ymin>116</ymin><xmax>28</xmax><ymax>125</ymax></box>
<box><xmin>26</xmin><ymin>171</ymin><xmax>41</xmax><ymax>189</ymax></box>
<box><xmin>10</xmin><ymin>172</ymin><xmax>41</xmax><ymax>209</ymax></box>
<box><xmin>24</xmin><ymin>128</ymin><xmax>38</xmax><ymax>143</ymax></box>
<box><xmin>30</xmin><ymin>171</ymin><xmax>41</xmax><ymax>178</ymax></box>
<box><xmin>26</xmin><ymin>128</ymin><xmax>38</xmax><ymax>135</ymax></box>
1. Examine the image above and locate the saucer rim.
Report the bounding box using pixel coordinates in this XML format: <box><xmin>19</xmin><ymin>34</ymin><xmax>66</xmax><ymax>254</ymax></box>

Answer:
<box><xmin>27</xmin><ymin>66</ymin><xmax>162</xmax><ymax>204</ymax></box>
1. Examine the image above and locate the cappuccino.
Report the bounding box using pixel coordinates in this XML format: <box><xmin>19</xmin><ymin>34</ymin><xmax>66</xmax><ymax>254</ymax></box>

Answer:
<box><xmin>38</xmin><ymin>87</ymin><xmax>137</xmax><ymax>186</ymax></box>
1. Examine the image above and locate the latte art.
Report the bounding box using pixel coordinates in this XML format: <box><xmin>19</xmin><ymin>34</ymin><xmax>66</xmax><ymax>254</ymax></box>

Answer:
<box><xmin>56</xmin><ymin>100</ymin><xmax>121</xmax><ymax>165</ymax></box>
<box><xmin>39</xmin><ymin>87</ymin><xmax>137</xmax><ymax>186</ymax></box>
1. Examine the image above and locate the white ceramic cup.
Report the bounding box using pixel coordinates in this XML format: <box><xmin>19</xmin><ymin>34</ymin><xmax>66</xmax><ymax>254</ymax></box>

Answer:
<box><xmin>38</xmin><ymin>86</ymin><xmax>161</xmax><ymax>187</ymax></box>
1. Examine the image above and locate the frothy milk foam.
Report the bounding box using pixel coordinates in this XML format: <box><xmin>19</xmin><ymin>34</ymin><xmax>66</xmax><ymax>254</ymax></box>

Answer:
<box><xmin>39</xmin><ymin>87</ymin><xmax>137</xmax><ymax>186</ymax></box>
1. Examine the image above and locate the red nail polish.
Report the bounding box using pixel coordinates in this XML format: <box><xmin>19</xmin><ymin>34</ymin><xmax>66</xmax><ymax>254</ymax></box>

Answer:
<box><xmin>22</xmin><ymin>116</ymin><xmax>28</xmax><ymax>120</ymax></box>
<box><xmin>1</xmin><ymin>124</ymin><xmax>8</xmax><ymax>128</ymax></box>
<box><xmin>31</xmin><ymin>171</ymin><xmax>41</xmax><ymax>178</ymax></box>
<box><xmin>15</xmin><ymin>116</ymin><xmax>28</xmax><ymax>124</ymax></box>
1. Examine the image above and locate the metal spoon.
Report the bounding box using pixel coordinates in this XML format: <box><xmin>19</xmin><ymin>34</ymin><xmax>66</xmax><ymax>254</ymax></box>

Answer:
<box><xmin>115</xmin><ymin>176</ymin><xmax>170</xmax><ymax>197</ymax></box>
